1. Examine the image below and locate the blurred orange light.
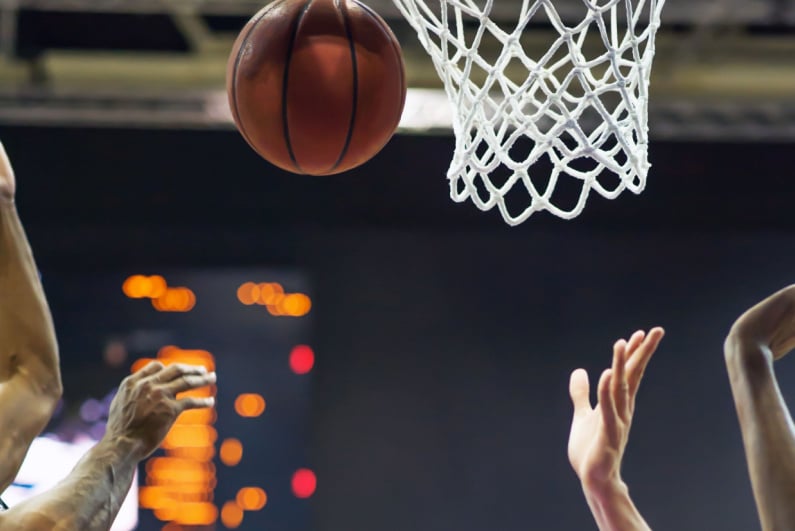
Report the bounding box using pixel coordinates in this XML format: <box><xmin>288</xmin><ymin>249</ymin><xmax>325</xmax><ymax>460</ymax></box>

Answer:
<box><xmin>219</xmin><ymin>438</ymin><xmax>243</xmax><ymax>466</ymax></box>
<box><xmin>141</xmin><ymin>345</ymin><xmax>217</xmax><ymax>529</ymax></box>
<box><xmin>292</xmin><ymin>468</ymin><xmax>317</xmax><ymax>499</ymax></box>
<box><xmin>220</xmin><ymin>501</ymin><xmax>243</xmax><ymax>528</ymax></box>
<box><xmin>162</xmin><ymin>425</ymin><xmax>218</xmax><ymax>449</ymax></box>
<box><xmin>289</xmin><ymin>345</ymin><xmax>315</xmax><ymax>374</ymax></box>
<box><xmin>234</xmin><ymin>393</ymin><xmax>266</xmax><ymax>418</ymax></box>
<box><xmin>123</xmin><ymin>275</ymin><xmax>148</xmax><ymax>298</ymax></box>
<box><xmin>236</xmin><ymin>282</ymin><xmax>259</xmax><ymax>306</ymax></box>
<box><xmin>157</xmin><ymin>347</ymin><xmax>215</xmax><ymax>372</ymax></box>
<box><xmin>148</xmin><ymin>275</ymin><xmax>168</xmax><ymax>298</ymax></box>
<box><xmin>123</xmin><ymin>274</ymin><xmax>168</xmax><ymax>299</ymax></box>
<box><xmin>168</xmin><ymin>446</ymin><xmax>216</xmax><ymax>462</ymax></box>
<box><xmin>139</xmin><ymin>486</ymin><xmax>171</xmax><ymax>510</ymax></box>
<box><xmin>171</xmin><ymin>502</ymin><xmax>217</xmax><ymax>525</ymax></box>
<box><xmin>147</xmin><ymin>458</ymin><xmax>215</xmax><ymax>476</ymax></box>
<box><xmin>178</xmin><ymin>408</ymin><xmax>216</xmax><ymax>425</ymax></box>
<box><xmin>280</xmin><ymin>293</ymin><xmax>312</xmax><ymax>316</ymax></box>
<box><xmin>257</xmin><ymin>282</ymin><xmax>284</xmax><ymax>305</ymax></box>
<box><xmin>153</xmin><ymin>287</ymin><xmax>196</xmax><ymax>312</ymax></box>
<box><xmin>236</xmin><ymin>487</ymin><xmax>267</xmax><ymax>511</ymax></box>
<box><xmin>154</xmin><ymin>506</ymin><xmax>177</xmax><ymax>522</ymax></box>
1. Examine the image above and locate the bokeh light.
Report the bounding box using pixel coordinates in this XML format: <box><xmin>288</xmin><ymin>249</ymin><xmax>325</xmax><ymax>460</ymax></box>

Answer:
<box><xmin>236</xmin><ymin>282</ymin><xmax>259</xmax><ymax>305</ymax></box>
<box><xmin>234</xmin><ymin>393</ymin><xmax>266</xmax><ymax>418</ymax></box>
<box><xmin>257</xmin><ymin>282</ymin><xmax>284</xmax><ymax>305</ymax></box>
<box><xmin>236</xmin><ymin>487</ymin><xmax>267</xmax><ymax>511</ymax></box>
<box><xmin>123</xmin><ymin>274</ymin><xmax>167</xmax><ymax>299</ymax></box>
<box><xmin>291</xmin><ymin>468</ymin><xmax>317</xmax><ymax>499</ymax></box>
<box><xmin>152</xmin><ymin>287</ymin><xmax>196</xmax><ymax>312</ymax></box>
<box><xmin>219</xmin><ymin>438</ymin><xmax>243</xmax><ymax>466</ymax></box>
<box><xmin>277</xmin><ymin>293</ymin><xmax>312</xmax><ymax>317</ymax></box>
<box><xmin>289</xmin><ymin>345</ymin><xmax>315</xmax><ymax>375</ymax></box>
<box><xmin>220</xmin><ymin>501</ymin><xmax>243</xmax><ymax>529</ymax></box>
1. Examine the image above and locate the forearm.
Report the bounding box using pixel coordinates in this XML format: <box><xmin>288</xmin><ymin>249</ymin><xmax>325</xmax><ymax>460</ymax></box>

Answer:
<box><xmin>1</xmin><ymin>436</ymin><xmax>142</xmax><ymax>531</ymax></box>
<box><xmin>582</xmin><ymin>479</ymin><xmax>651</xmax><ymax>531</ymax></box>
<box><xmin>725</xmin><ymin>335</ymin><xmax>795</xmax><ymax>531</ymax></box>
<box><xmin>0</xmin><ymin>201</ymin><xmax>60</xmax><ymax>395</ymax></box>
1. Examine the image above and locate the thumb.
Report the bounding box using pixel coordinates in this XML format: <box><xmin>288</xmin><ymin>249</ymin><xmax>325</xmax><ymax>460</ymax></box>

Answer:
<box><xmin>569</xmin><ymin>368</ymin><xmax>592</xmax><ymax>416</ymax></box>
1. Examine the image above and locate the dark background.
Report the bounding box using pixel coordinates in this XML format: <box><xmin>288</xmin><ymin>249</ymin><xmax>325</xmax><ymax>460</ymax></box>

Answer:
<box><xmin>6</xmin><ymin>124</ymin><xmax>794</xmax><ymax>530</ymax></box>
<box><xmin>39</xmin><ymin>267</ymin><xmax>313</xmax><ymax>530</ymax></box>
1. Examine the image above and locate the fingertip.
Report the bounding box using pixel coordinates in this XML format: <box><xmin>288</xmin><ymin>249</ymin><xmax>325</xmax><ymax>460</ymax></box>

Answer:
<box><xmin>569</xmin><ymin>368</ymin><xmax>589</xmax><ymax>394</ymax></box>
<box><xmin>598</xmin><ymin>368</ymin><xmax>613</xmax><ymax>401</ymax></box>
<box><xmin>613</xmin><ymin>339</ymin><xmax>627</xmax><ymax>355</ymax></box>
<box><xmin>570</xmin><ymin>367</ymin><xmax>587</xmax><ymax>380</ymax></box>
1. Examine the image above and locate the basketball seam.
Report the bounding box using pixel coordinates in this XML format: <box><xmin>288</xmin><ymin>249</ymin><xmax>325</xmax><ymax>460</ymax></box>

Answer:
<box><xmin>354</xmin><ymin>1</ymin><xmax>406</xmax><ymax>139</ymax></box>
<box><xmin>329</xmin><ymin>0</ymin><xmax>359</xmax><ymax>174</ymax></box>
<box><xmin>232</xmin><ymin>1</ymin><xmax>285</xmax><ymax>153</ymax></box>
<box><xmin>283</xmin><ymin>0</ymin><xmax>314</xmax><ymax>174</ymax></box>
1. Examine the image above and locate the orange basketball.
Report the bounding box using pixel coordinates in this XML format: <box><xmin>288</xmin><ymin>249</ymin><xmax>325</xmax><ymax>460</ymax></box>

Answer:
<box><xmin>227</xmin><ymin>0</ymin><xmax>407</xmax><ymax>176</ymax></box>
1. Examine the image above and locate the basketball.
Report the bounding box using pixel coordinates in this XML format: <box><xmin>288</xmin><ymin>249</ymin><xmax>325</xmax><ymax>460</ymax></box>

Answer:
<box><xmin>227</xmin><ymin>0</ymin><xmax>407</xmax><ymax>176</ymax></box>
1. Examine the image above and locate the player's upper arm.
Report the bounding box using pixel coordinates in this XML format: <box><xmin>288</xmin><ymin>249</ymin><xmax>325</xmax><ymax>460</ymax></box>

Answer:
<box><xmin>0</xmin><ymin>372</ymin><xmax>61</xmax><ymax>493</ymax></box>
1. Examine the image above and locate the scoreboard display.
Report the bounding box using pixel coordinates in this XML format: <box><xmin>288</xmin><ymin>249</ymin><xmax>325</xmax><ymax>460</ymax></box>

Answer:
<box><xmin>6</xmin><ymin>269</ymin><xmax>314</xmax><ymax>531</ymax></box>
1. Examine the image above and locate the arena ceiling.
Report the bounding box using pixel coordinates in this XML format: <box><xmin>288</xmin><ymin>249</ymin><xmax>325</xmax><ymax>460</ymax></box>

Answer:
<box><xmin>0</xmin><ymin>0</ymin><xmax>794</xmax><ymax>139</ymax></box>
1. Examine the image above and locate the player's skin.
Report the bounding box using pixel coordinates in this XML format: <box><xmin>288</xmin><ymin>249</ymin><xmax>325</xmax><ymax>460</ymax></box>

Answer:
<box><xmin>568</xmin><ymin>327</ymin><xmax>665</xmax><ymax>531</ymax></box>
<box><xmin>0</xmin><ymin>144</ymin><xmax>217</xmax><ymax>529</ymax></box>
<box><xmin>0</xmin><ymin>360</ymin><xmax>216</xmax><ymax>530</ymax></box>
<box><xmin>0</xmin><ymin>142</ymin><xmax>64</xmax><ymax>493</ymax></box>
<box><xmin>724</xmin><ymin>284</ymin><xmax>795</xmax><ymax>531</ymax></box>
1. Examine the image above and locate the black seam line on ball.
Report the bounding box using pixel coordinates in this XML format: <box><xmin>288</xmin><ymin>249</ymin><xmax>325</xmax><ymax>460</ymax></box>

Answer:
<box><xmin>356</xmin><ymin>0</ymin><xmax>405</xmax><ymax>134</ymax></box>
<box><xmin>329</xmin><ymin>0</ymin><xmax>359</xmax><ymax>173</ymax></box>
<box><xmin>233</xmin><ymin>1</ymin><xmax>283</xmax><ymax>151</ymax></box>
<box><xmin>283</xmin><ymin>0</ymin><xmax>314</xmax><ymax>174</ymax></box>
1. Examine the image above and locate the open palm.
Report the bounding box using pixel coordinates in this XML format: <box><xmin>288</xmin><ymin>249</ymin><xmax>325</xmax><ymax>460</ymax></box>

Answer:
<box><xmin>568</xmin><ymin>328</ymin><xmax>665</xmax><ymax>487</ymax></box>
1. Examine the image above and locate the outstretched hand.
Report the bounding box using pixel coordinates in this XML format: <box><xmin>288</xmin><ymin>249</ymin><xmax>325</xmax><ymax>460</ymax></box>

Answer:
<box><xmin>0</xmin><ymin>143</ymin><xmax>15</xmax><ymax>202</ymax></box>
<box><xmin>106</xmin><ymin>361</ymin><xmax>216</xmax><ymax>460</ymax></box>
<box><xmin>568</xmin><ymin>327</ymin><xmax>665</xmax><ymax>489</ymax></box>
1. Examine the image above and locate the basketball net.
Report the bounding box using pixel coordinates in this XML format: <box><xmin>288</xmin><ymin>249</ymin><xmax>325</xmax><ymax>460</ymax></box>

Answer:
<box><xmin>393</xmin><ymin>0</ymin><xmax>666</xmax><ymax>224</ymax></box>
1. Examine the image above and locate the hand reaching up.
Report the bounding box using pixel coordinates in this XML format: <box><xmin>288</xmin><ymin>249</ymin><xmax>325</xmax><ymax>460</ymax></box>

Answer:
<box><xmin>568</xmin><ymin>328</ymin><xmax>665</xmax><ymax>489</ymax></box>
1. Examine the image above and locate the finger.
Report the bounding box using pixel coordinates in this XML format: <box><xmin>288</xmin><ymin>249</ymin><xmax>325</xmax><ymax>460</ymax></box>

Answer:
<box><xmin>625</xmin><ymin>330</ymin><xmax>646</xmax><ymax>356</ymax></box>
<box><xmin>148</xmin><ymin>363</ymin><xmax>208</xmax><ymax>384</ymax></box>
<box><xmin>626</xmin><ymin>327</ymin><xmax>665</xmax><ymax>397</ymax></box>
<box><xmin>611</xmin><ymin>340</ymin><xmax>630</xmax><ymax>421</ymax></box>
<box><xmin>598</xmin><ymin>368</ymin><xmax>619</xmax><ymax>441</ymax></box>
<box><xmin>176</xmin><ymin>396</ymin><xmax>216</xmax><ymax>413</ymax></box>
<box><xmin>569</xmin><ymin>369</ymin><xmax>592</xmax><ymax>417</ymax></box>
<box><xmin>133</xmin><ymin>360</ymin><xmax>165</xmax><ymax>380</ymax></box>
<box><xmin>162</xmin><ymin>371</ymin><xmax>217</xmax><ymax>395</ymax></box>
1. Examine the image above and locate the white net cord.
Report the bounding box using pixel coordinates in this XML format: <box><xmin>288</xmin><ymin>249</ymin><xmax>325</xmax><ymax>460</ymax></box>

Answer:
<box><xmin>392</xmin><ymin>0</ymin><xmax>666</xmax><ymax>224</ymax></box>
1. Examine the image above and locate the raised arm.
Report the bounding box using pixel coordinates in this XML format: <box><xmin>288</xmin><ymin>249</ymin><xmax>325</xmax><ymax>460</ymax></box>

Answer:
<box><xmin>0</xmin><ymin>143</ymin><xmax>62</xmax><ymax>492</ymax></box>
<box><xmin>724</xmin><ymin>284</ymin><xmax>795</xmax><ymax>531</ymax></box>
<box><xmin>0</xmin><ymin>361</ymin><xmax>216</xmax><ymax>531</ymax></box>
<box><xmin>568</xmin><ymin>327</ymin><xmax>664</xmax><ymax>531</ymax></box>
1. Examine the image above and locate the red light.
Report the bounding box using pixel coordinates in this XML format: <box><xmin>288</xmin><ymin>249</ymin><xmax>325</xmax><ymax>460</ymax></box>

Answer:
<box><xmin>291</xmin><ymin>469</ymin><xmax>316</xmax><ymax>498</ymax></box>
<box><xmin>289</xmin><ymin>345</ymin><xmax>315</xmax><ymax>375</ymax></box>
